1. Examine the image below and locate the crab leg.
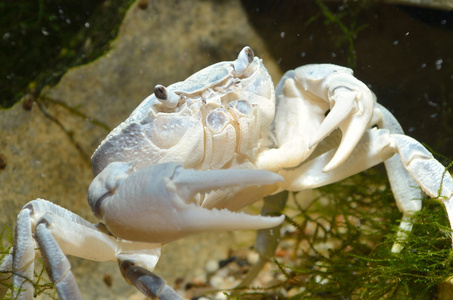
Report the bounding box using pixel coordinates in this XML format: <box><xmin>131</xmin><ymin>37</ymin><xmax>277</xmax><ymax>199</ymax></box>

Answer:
<box><xmin>6</xmin><ymin>200</ymin><xmax>163</xmax><ymax>299</ymax></box>
<box><xmin>119</xmin><ymin>259</ymin><xmax>181</xmax><ymax>300</ymax></box>
<box><xmin>375</xmin><ymin>104</ymin><xmax>422</xmax><ymax>252</ymax></box>
<box><xmin>282</xmin><ymin>125</ymin><xmax>453</xmax><ymax>249</ymax></box>
<box><xmin>281</xmin><ymin>128</ymin><xmax>395</xmax><ymax>190</ymax></box>
<box><xmin>234</xmin><ymin>191</ymin><xmax>289</xmax><ymax>292</ymax></box>
<box><xmin>0</xmin><ymin>249</ymin><xmax>13</xmax><ymax>298</ymax></box>
<box><xmin>9</xmin><ymin>200</ymin><xmax>111</xmax><ymax>299</ymax></box>
<box><xmin>35</xmin><ymin>216</ymin><xmax>83</xmax><ymax>300</ymax></box>
<box><xmin>385</xmin><ymin>133</ymin><xmax>453</xmax><ymax>251</ymax></box>
<box><xmin>382</xmin><ymin>154</ymin><xmax>423</xmax><ymax>253</ymax></box>
<box><xmin>11</xmin><ymin>209</ymin><xmax>36</xmax><ymax>299</ymax></box>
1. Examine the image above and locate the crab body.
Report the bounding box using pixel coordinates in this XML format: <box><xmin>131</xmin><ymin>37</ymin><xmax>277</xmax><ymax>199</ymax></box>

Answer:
<box><xmin>91</xmin><ymin>47</ymin><xmax>274</xmax><ymax>175</ymax></box>
<box><xmin>2</xmin><ymin>47</ymin><xmax>453</xmax><ymax>300</ymax></box>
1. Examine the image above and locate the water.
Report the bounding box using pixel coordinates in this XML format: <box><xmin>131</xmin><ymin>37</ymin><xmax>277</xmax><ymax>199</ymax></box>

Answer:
<box><xmin>242</xmin><ymin>1</ymin><xmax>453</xmax><ymax>156</ymax></box>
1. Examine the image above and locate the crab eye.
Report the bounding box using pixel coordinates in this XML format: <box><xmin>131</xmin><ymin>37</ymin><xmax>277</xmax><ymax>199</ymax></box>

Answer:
<box><xmin>241</xmin><ymin>46</ymin><xmax>254</xmax><ymax>64</ymax></box>
<box><xmin>154</xmin><ymin>84</ymin><xmax>180</xmax><ymax>109</ymax></box>
<box><xmin>233</xmin><ymin>46</ymin><xmax>255</xmax><ymax>75</ymax></box>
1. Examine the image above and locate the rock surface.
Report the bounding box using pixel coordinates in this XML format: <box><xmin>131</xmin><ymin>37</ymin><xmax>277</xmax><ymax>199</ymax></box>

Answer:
<box><xmin>383</xmin><ymin>0</ymin><xmax>453</xmax><ymax>9</ymax></box>
<box><xmin>0</xmin><ymin>0</ymin><xmax>281</xmax><ymax>298</ymax></box>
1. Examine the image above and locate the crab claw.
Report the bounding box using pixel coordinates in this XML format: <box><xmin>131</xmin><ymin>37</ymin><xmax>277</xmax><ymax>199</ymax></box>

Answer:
<box><xmin>88</xmin><ymin>162</ymin><xmax>284</xmax><ymax>244</ymax></box>
<box><xmin>295</xmin><ymin>64</ymin><xmax>375</xmax><ymax>173</ymax></box>
<box><xmin>308</xmin><ymin>88</ymin><xmax>358</xmax><ymax>149</ymax></box>
<box><xmin>313</xmin><ymin>87</ymin><xmax>374</xmax><ymax>173</ymax></box>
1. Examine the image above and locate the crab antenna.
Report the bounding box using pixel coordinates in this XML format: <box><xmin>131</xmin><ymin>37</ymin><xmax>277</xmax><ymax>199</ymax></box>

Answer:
<box><xmin>233</xmin><ymin>46</ymin><xmax>254</xmax><ymax>75</ymax></box>
<box><xmin>154</xmin><ymin>85</ymin><xmax>180</xmax><ymax>109</ymax></box>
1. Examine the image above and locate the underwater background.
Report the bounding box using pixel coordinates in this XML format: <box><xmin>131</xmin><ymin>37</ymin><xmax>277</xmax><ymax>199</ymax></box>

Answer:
<box><xmin>1</xmin><ymin>1</ymin><xmax>452</xmax><ymax>299</ymax></box>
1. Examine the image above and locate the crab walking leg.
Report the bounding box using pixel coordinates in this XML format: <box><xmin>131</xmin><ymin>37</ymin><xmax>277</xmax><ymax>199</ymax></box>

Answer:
<box><xmin>0</xmin><ymin>249</ymin><xmax>13</xmax><ymax>298</ymax></box>
<box><xmin>383</xmin><ymin>154</ymin><xmax>423</xmax><ymax>253</ymax></box>
<box><xmin>7</xmin><ymin>203</ymin><xmax>159</xmax><ymax>300</ymax></box>
<box><xmin>376</xmin><ymin>104</ymin><xmax>423</xmax><ymax>253</ymax></box>
<box><xmin>391</xmin><ymin>134</ymin><xmax>453</xmax><ymax>231</ymax></box>
<box><xmin>283</xmin><ymin>128</ymin><xmax>453</xmax><ymax>247</ymax></box>
<box><xmin>234</xmin><ymin>191</ymin><xmax>289</xmax><ymax>292</ymax></box>
<box><xmin>35</xmin><ymin>218</ymin><xmax>82</xmax><ymax>300</ymax></box>
<box><xmin>118</xmin><ymin>259</ymin><xmax>181</xmax><ymax>300</ymax></box>
<box><xmin>11</xmin><ymin>209</ymin><xmax>36</xmax><ymax>299</ymax></box>
<box><xmin>281</xmin><ymin>128</ymin><xmax>396</xmax><ymax>191</ymax></box>
<box><xmin>8</xmin><ymin>200</ymin><xmax>161</xmax><ymax>299</ymax></box>
<box><xmin>9</xmin><ymin>201</ymin><xmax>100</xmax><ymax>299</ymax></box>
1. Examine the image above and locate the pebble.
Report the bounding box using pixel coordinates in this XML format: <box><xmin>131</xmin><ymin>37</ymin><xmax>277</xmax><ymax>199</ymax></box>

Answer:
<box><xmin>247</xmin><ymin>251</ymin><xmax>260</xmax><ymax>265</ymax></box>
<box><xmin>204</xmin><ymin>259</ymin><xmax>219</xmax><ymax>273</ymax></box>
<box><xmin>209</xmin><ymin>274</ymin><xmax>225</xmax><ymax>289</ymax></box>
<box><xmin>214</xmin><ymin>292</ymin><xmax>228</xmax><ymax>300</ymax></box>
<box><xmin>287</xmin><ymin>287</ymin><xmax>305</xmax><ymax>297</ymax></box>
<box><xmin>209</xmin><ymin>274</ymin><xmax>239</xmax><ymax>290</ymax></box>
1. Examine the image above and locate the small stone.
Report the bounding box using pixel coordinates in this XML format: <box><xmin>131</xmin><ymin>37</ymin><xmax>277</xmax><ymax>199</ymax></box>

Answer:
<box><xmin>209</xmin><ymin>274</ymin><xmax>239</xmax><ymax>290</ymax></box>
<box><xmin>315</xmin><ymin>275</ymin><xmax>322</xmax><ymax>283</ymax></box>
<box><xmin>214</xmin><ymin>292</ymin><xmax>228</xmax><ymax>300</ymax></box>
<box><xmin>247</xmin><ymin>251</ymin><xmax>259</xmax><ymax>265</ymax></box>
<box><xmin>276</xmin><ymin>273</ymin><xmax>287</xmax><ymax>282</ymax></box>
<box><xmin>209</xmin><ymin>275</ymin><xmax>224</xmax><ymax>289</ymax></box>
<box><xmin>287</xmin><ymin>287</ymin><xmax>305</xmax><ymax>297</ymax></box>
<box><xmin>193</xmin><ymin>275</ymin><xmax>207</xmax><ymax>285</ymax></box>
<box><xmin>205</xmin><ymin>259</ymin><xmax>219</xmax><ymax>273</ymax></box>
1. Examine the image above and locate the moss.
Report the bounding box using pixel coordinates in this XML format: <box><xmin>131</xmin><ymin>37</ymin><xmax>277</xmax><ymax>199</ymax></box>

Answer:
<box><xmin>0</xmin><ymin>0</ymin><xmax>135</xmax><ymax>109</ymax></box>
<box><xmin>272</xmin><ymin>168</ymin><xmax>453</xmax><ymax>299</ymax></box>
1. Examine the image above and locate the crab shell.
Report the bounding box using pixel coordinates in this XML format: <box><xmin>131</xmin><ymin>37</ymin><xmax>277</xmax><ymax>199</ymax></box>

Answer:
<box><xmin>91</xmin><ymin>47</ymin><xmax>275</xmax><ymax>180</ymax></box>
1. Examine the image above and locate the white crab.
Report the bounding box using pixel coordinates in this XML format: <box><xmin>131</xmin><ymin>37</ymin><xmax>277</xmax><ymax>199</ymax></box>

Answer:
<box><xmin>1</xmin><ymin>46</ymin><xmax>453</xmax><ymax>300</ymax></box>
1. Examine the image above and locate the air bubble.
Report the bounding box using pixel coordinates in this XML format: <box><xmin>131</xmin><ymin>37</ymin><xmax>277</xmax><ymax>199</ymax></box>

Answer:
<box><xmin>41</xmin><ymin>27</ymin><xmax>50</xmax><ymax>36</ymax></box>
<box><xmin>435</xmin><ymin>59</ymin><xmax>443</xmax><ymax>70</ymax></box>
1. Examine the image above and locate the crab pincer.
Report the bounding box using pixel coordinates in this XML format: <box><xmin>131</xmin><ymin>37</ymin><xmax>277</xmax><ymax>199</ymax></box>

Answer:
<box><xmin>88</xmin><ymin>162</ymin><xmax>285</xmax><ymax>244</ymax></box>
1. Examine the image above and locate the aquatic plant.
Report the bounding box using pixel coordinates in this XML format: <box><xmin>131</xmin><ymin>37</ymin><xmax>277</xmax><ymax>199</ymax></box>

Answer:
<box><xmin>233</xmin><ymin>163</ymin><xmax>453</xmax><ymax>299</ymax></box>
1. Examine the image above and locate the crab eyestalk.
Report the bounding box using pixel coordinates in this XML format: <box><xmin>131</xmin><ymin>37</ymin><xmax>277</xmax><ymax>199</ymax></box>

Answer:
<box><xmin>154</xmin><ymin>84</ymin><xmax>180</xmax><ymax>109</ymax></box>
<box><xmin>233</xmin><ymin>46</ymin><xmax>254</xmax><ymax>75</ymax></box>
